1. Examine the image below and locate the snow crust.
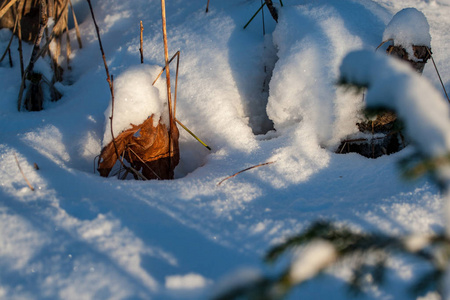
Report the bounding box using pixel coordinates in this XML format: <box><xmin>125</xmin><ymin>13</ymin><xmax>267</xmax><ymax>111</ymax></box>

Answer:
<box><xmin>102</xmin><ymin>64</ymin><xmax>168</xmax><ymax>146</ymax></box>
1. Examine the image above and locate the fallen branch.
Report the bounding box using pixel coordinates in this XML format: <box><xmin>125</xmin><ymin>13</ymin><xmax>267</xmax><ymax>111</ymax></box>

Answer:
<box><xmin>14</xmin><ymin>153</ymin><xmax>35</xmax><ymax>191</ymax></box>
<box><xmin>217</xmin><ymin>161</ymin><xmax>275</xmax><ymax>186</ymax></box>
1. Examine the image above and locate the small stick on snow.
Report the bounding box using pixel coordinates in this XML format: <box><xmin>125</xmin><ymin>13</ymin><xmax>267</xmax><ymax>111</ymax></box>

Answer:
<box><xmin>14</xmin><ymin>153</ymin><xmax>35</xmax><ymax>191</ymax></box>
<box><xmin>139</xmin><ymin>21</ymin><xmax>144</xmax><ymax>64</ymax></box>
<box><xmin>217</xmin><ymin>161</ymin><xmax>275</xmax><ymax>186</ymax></box>
<box><xmin>205</xmin><ymin>0</ymin><xmax>210</xmax><ymax>13</ymax></box>
<box><xmin>426</xmin><ymin>48</ymin><xmax>450</xmax><ymax>104</ymax></box>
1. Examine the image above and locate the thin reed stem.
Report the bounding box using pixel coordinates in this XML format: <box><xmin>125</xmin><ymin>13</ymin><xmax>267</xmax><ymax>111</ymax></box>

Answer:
<box><xmin>427</xmin><ymin>48</ymin><xmax>450</xmax><ymax>104</ymax></box>
<box><xmin>139</xmin><ymin>21</ymin><xmax>144</xmax><ymax>63</ymax></box>
<box><xmin>217</xmin><ymin>161</ymin><xmax>275</xmax><ymax>186</ymax></box>
<box><xmin>161</xmin><ymin>0</ymin><xmax>173</xmax><ymax>175</ymax></box>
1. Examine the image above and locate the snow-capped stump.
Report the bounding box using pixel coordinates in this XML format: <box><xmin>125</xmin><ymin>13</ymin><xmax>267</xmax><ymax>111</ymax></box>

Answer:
<box><xmin>337</xmin><ymin>8</ymin><xmax>432</xmax><ymax>158</ymax></box>
<box><xmin>97</xmin><ymin>65</ymin><xmax>180</xmax><ymax>180</ymax></box>
<box><xmin>382</xmin><ymin>7</ymin><xmax>432</xmax><ymax>73</ymax></box>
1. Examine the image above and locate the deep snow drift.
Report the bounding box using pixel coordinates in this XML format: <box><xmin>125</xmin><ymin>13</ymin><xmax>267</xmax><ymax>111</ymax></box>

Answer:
<box><xmin>1</xmin><ymin>0</ymin><xmax>450</xmax><ymax>299</ymax></box>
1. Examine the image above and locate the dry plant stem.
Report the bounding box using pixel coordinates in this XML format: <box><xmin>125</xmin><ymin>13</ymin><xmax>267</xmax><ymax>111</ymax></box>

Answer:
<box><xmin>174</xmin><ymin>50</ymin><xmax>180</xmax><ymax>118</ymax></box>
<box><xmin>126</xmin><ymin>147</ymin><xmax>161</xmax><ymax>180</ymax></box>
<box><xmin>69</xmin><ymin>0</ymin><xmax>82</xmax><ymax>48</ymax></box>
<box><xmin>86</xmin><ymin>0</ymin><xmax>112</xmax><ymax>92</ymax></box>
<box><xmin>161</xmin><ymin>0</ymin><xmax>173</xmax><ymax>175</ymax></box>
<box><xmin>8</xmin><ymin>48</ymin><xmax>12</xmax><ymax>67</ymax></box>
<box><xmin>65</xmin><ymin>23</ymin><xmax>71</xmax><ymax>67</ymax></box>
<box><xmin>0</xmin><ymin>9</ymin><xmax>19</xmax><ymax>63</ymax></box>
<box><xmin>244</xmin><ymin>2</ymin><xmax>266</xmax><ymax>29</ymax></box>
<box><xmin>152</xmin><ymin>51</ymin><xmax>210</xmax><ymax>150</ymax></box>
<box><xmin>17</xmin><ymin>0</ymin><xmax>69</xmax><ymax>110</ymax></box>
<box><xmin>427</xmin><ymin>48</ymin><xmax>450</xmax><ymax>104</ymax></box>
<box><xmin>87</xmin><ymin>0</ymin><xmax>146</xmax><ymax>180</ymax></box>
<box><xmin>0</xmin><ymin>0</ymin><xmax>18</xmax><ymax>19</ymax></box>
<box><xmin>17</xmin><ymin>0</ymin><xmax>48</xmax><ymax>111</ymax></box>
<box><xmin>375</xmin><ymin>39</ymin><xmax>393</xmax><ymax>51</ymax></box>
<box><xmin>152</xmin><ymin>50</ymin><xmax>179</xmax><ymax>85</ymax></box>
<box><xmin>139</xmin><ymin>21</ymin><xmax>144</xmax><ymax>64</ymax></box>
<box><xmin>217</xmin><ymin>161</ymin><xmax>275</xmax><ymax>186</ymax></box>
<box><xmin>260</xmin><ymin>0</ymin><xmax>265</xmax><ymax>36</ymax></box>
<box><xmin>17</xmin><ymin>1</ymin><xmax>24</xmax><ymax>79</ymax></box>
<box><xmin>205</xmin><ymin>0</ymin><xmax>210</xmax><ymax>13</ymax></box>
<box><xmin>14</xmin><ymin>153</ymin><xmax>35</xmax><ymax>191</ymax></box>
<box><xmin>175</xmin><ymin>119</ymin><xmax>211</xmax><ymax>150</ymax></box>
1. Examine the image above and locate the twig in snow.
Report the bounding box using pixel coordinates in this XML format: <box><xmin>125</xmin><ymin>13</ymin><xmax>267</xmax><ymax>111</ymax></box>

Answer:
<box><xmin>0</xmin><ymin>5</ymin><xmax>19</xmax><ymax>64</ymax></box>
<box><xmin>176</xmin><ymin>119</ymin><xmax>211</xmax><ymax>151</ymax></box>
<box><xmin>160</xmin><ymin>0</ymin><xmax>174</xmax><ymax>176</ymax></box>
<box><xmin>87</xmin><ymin>0</ymin><xmax>147</xmax><ymax>180</ymax></box>
<box><xmin>244</xmin><ymin>2</ymin><xmax>266</xmax><ymax>30</ymax></box>
<box><xmin>126</xmin><ymin>147</ymin><xmax>161</xmax><ymax>180</ymax></box>
<box><xmin>205</xmin><ymin>0</ymin><xmax>210</xmax><ymax>13</ymax></box>
<box><xmin>426</xmin><ymin>48</ymin><xmax>450</xmax><ymax>104</ymax></box>
<box><xmin>375</xmin><ymin>39</ymin><xmax>393</xmax><ymax>51</ymax></box>
<box><xmin>152</xmin><ymin>51</ymin><xmax>210</xmax><ymax>150</ymax></box>
<box><xmin>17</xmin><ymin>1</ymin><xmax>24</xmax><ymax>79</ymax></box>
<box><xmin>139</xmin><ymin>21</ymin><xmax>144</xmax><ymax>64</ymax></box>
<box><xmin>217</xmin><ymin>161</ymin><xmax>275</xmax><ymax>186</ymax></box>
<box><xmin>17</xmin><ymin>0</ymin><xmax>69</xmax><ymax>110</ymax></box>
<box><xmin>14</xmin><ymin>153</ymin><xmax>35</xmax><ymax>191</ymax></box>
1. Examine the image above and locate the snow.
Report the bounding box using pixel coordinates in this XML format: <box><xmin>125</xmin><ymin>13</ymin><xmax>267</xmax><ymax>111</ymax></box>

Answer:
<box><xmin>102</xmin><ymin>64</ymin><xmax>168</xmax><ymax>146</ymax></box>
<box><xmin>339</xmin><ymin>50</ymin><xmax>450</xmax><ymax>159</ymax></box>
<box><xmin>1</xmin><ymin>0</ymin><xmax>450</xmax><ymax>299</ymax></box>
<box><xmin>165</xmin><ymin>273</ymin><xmax>212</xmax><ymax>290</ymax></box>
<box><xmin>382</xmin><ymin>7</ymin><xmax>431</xmax><ymax>57</ymax></box>
<box><xmin>289</xmin><ymin>240</ymin><xmax>337</xmax><ymax>284</ymax></box>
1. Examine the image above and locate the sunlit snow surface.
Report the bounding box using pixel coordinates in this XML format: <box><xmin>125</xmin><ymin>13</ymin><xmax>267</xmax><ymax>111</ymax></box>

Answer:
<box><xmin>0</xmin><ymin>0</ymin><xmax>450</xmax><ymax>299</ymax></box>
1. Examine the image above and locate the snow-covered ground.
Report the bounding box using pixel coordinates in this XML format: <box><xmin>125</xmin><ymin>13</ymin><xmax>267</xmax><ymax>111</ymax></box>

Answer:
<box><xmin>1</xmin><ymin>0</ymin><xmax>450</xmax><ymax>299</ymax></box>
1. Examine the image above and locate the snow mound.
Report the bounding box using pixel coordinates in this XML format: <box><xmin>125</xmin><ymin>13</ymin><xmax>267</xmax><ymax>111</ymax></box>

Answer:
<box><xmin>382</xmin><ymin>8</ymin><xmax>431</xmax><ymax>54</ymax></box>
<box><xmin>339</xmin><ymin>50</ymin><xmax>450</xmax><ymax>159</ymax></box>
<box><xmin>102</xmin><ymin>64</ymin><xmax>168</xmax><ymax>147</ymax></box>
